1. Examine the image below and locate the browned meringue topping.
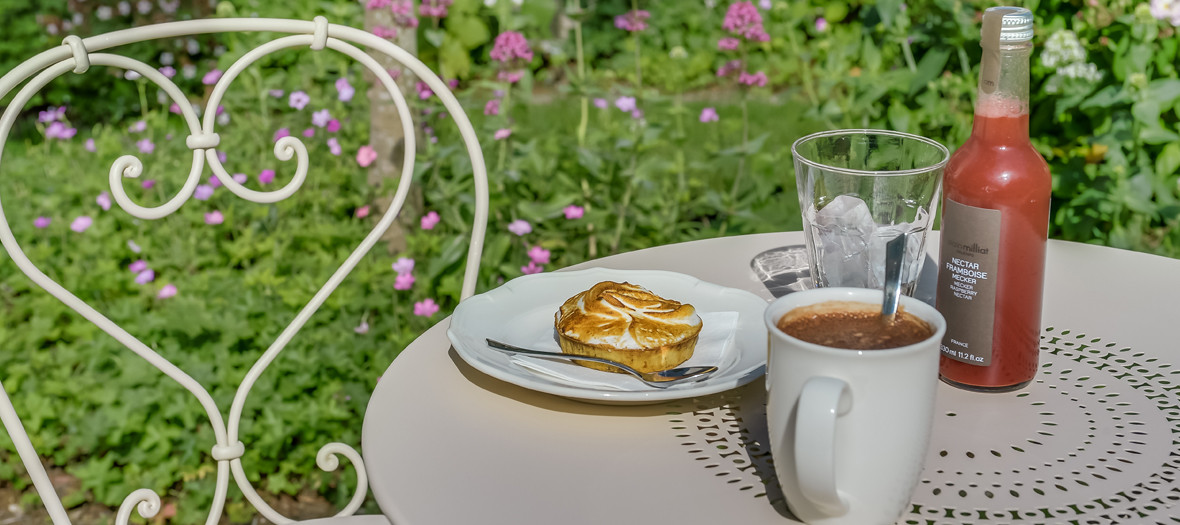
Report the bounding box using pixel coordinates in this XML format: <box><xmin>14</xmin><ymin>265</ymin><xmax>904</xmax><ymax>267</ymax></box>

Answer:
<box><xmin>556</xmin><ymin>281</ymin><xmax>702</xmax><ymax>350</ymax></box>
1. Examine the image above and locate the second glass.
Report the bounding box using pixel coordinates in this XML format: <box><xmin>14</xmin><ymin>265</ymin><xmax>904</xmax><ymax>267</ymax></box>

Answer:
<box><xmin>791</xmin><ymin>129</ymin><xmax>950</xmax><ymax>295</ymax></box>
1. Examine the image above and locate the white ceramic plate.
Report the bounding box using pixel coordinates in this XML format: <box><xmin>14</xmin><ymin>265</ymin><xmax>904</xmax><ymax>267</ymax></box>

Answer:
<box><xmin>447</xmin><ymin>268</ymin><xmax>769</xmax><ymax>404</ymax></box>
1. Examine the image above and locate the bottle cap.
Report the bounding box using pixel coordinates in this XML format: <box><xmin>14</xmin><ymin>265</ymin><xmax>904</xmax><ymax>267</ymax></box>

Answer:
<box><xmin>984</xmin><ymin>6</ymin><xmax>1034</xmax><ymax>42</ymax></box>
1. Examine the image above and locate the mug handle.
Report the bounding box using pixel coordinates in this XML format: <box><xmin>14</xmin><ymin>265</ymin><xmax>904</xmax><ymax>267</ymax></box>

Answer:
<box><xmin>795</xmin><ymin>376</ymin><xmax>852</xmax><ymax>515</ymax></box>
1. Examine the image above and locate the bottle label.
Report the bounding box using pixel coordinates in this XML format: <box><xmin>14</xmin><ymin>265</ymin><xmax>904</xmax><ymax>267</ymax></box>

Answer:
<box><xmin>937</xmin><ymin>198</ymin><xmax>1002</xmax><ymax>366</ymax></box>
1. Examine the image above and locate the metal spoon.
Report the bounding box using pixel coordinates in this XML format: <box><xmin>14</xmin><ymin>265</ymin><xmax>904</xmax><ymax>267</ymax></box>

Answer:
<box><xmin>485</xmin><ymin>338</ymin><xmax>719</xmax><ymax>389</ymax></box>
<box><xmin>881</xmin><ymin>232</ymin><xmax>907</xmax><ymax>321</ymax></box>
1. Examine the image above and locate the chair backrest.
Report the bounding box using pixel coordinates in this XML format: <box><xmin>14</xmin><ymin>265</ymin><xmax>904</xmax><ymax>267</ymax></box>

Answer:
<box><xmin>0</xmin><ymin>17</ymin><xmax>488</xmax><ymax>524</ymax></box>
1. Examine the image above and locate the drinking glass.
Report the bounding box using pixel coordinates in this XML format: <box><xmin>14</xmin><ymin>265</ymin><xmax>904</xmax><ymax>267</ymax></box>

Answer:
<box><xmin>791</xmin><ymin>129</ymin><xmax>950</xmax><ymax>295</ymax></box>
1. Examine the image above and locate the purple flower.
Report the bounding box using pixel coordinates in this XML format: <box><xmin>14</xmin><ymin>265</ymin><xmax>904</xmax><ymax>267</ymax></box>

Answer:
<box><xmin>335</xmin><ymin>78</ymin><xmax>355</xmax><ymax>102</ymax></box>
<box><xmin>366</xmin><ymin>0</ymin><xmax>391</xmax><ymax>8</ymax></box>
<box><xmin>38</xmin><ymin>107</ymin><xmax>58</xmax><ymax>123</ymax></box>
<box><xmin>631</xmin><ymin>109</ymin><xmax>644</xmax><ymax>120</ymax></box>
<box><xmin>159</xmin><ymin>66</ymin><xmax>176</xmax><ymax>78</ymax></box>
<box><xmin>494</xmin><ymin>128</ymin><xmax>512</xmax><ymax>140</ymax></box>
<box><xmin>204</xmin><ymin>210</ymin><xmax>224</xmax><ymax>225</ymax></box>
<box><xmin>614</xmin><ymin>96</ymin><xmax>637</xmax><ymax>112</ymax></box>
<box><xmin>507</xmin><ymin>219</ymin><xmax>532</xmax><ymax>236</ymax></box>
<box><xmin>484</xmin><ymin>99</ymin><xmax>501</xmax><ymax>116</ymax></box>
<box><xmin>723</xmin><ymin>1</ymin><xmax>771</xmax><ymax>42</ymax></box>
<box><xmin>614</xmin><ymin>10</ymin><xmax>651</xmax><ymax>32</ymax></box>
<box><xmin>497</xmin><ymin>70</ymin><xmax>524</xmax><ymax>84</ymax></box>
<box><xmin>700</xmin><ymin>107</ymin><xmax>720</xmax><ymax>122</ymax></box>
<box><xmin>129</xmin><ymin>120</ymin><xmax>147</xmax><ymax>133</ymax></box>
<box><xmin>141</xmin><ymin>179</ymin><xmax>156</xmax><ymax>189</ymax></box>
<box><xmin>129</xmin><ymin>259</ymin><xmax>148</xmax><ymax>273</ymax></box>
<box><xmin>34</xmin><ymin>216</ymin><xmax>51</xmax><ymax>228</ymax></box>
<box><xmin>326</xmin><ymin>119</ymin><xmax>341</xmax><ymax>133</ymax></box>
<box><xmin>136</xmin><ymin>138</ymin><xmax>155</xmax><ymax>154</ymax></box>
<box><xmin>760</xmin><ymin>0</ymin><xmax>772</xmax><ymax>9</ymax></box>
<box><xmin>273</xmin><ymin>128</ymin><xmax>290</xmax><ymax>142</ymax></box>
<box><xmin>563</xmin><ymin>205</ymin><xmax>584</xmax><ymax>220</ymax></box>
<box><xmin>70</xmin><ymin>216</ymin><xmax>93</xmax><ymax>232</ymax></box>
<box><xmin>815</xmin><ymin>17</ymin><xmax>828</xmax><ymax>32</ymax></box>
<box><xmin>593</xmin><ymin>98</ymin><xmax>608</xmax><ymax>109</ymax></box>
<box><xmin>209</xmin><ymin>175</ymin><xmax>222</xmax><ymax>188</ymax></box>
<box><xmin>354</xmin><ymin>321</ymin><xmax>371</xmax><ymax>334</ymax></box>
<box><xmin>413</xmin><ymin>298</ymin><xmax>440</xmax><ymax>317</ymax></box>
<box><xmin>521</xmin><ymin>261</ymin><xmax>543</xmax><ymax>275</ymax></box>
<box><xmin>327</xmin><ymin>138</ymin><xmax>342</xmax><ymax>156</ymax></box>
<box><xmin>373</xmin><ymin>25</ymin><xmax>399</xmax><ymax>38</ymax></box>
<box><xmin>288</xmin><ymin>91</ymin><xmax>310</xmax><ymax>110</ymax></box>
<box><xmin>193</xmin><ymin>185</ymin><xmax>214</xmax><ymax>200</ymax></box>
<box><xmin>392</xmin><ymin>257</ymin><xmax>415</xmax><ymax>275</ymax></box>
<box><xmin>45</xmin><ymin>122</ymin><xmax>77</xmax><ymax>140</ymax></box>
<box><xmin>169</xmin><ymin>103</ymin><xmax>181</xmax><ymax>114</ymax></box>
<box><xmin>85</xmin><ymin>138</ymin><xmax>96</xmax><ymax>152</ymax></box>
<box><xmin>311</xmin><ymin>109</ymin><xmax>332</xmax><ymax>128</ymax></box>
<box><xmin>718</xmin><ymin>37</ymin><xmax>741</xmax><ymax>51</ymax></box>
<box><xmin>717</xmin><ymin>59</ymin><xmax>743</xmax><ymax>77</ymax></box>
<box><xmin>527</xmin><ymin>245</ymin><xmax>551</xmax><ymax>265</ymax></box>
<box><xmin>218</xmin><ymin>151</ymin><xmax>227</xmax><ymax>163</ymax></box>
<box><xmin>269</xmin><ymin>89</ymin><xmax>285</xmax><ymax>98</ymax></box>
<box><xmin>302</xmin><ymin>128</ymin><xmax>315</xmax><ymax>138</ymax></box>
<box><xmin>157</xmin><ymin>283</ymin><xmax>178</xmax><ymax>299</ymax></box>
<box><xmin>201</xmin><ymin>69</ymin><xmax>222</xmax><ymax>85</ymax></box>
<box><xmin>739</xmin><ymin>71</ymin><xmax>769</xmax><ymax>87</ymax></box>
<box><xmin>490</xmin><ymin>31</ymin><xmax>533</xmax><ymax>63</ymax></box>
<box><xmin>419</xmin><ymin>0</ymin><xmax>452</xmax><ymax>18</ymax></box>
<box><xmin>416</xmin><ymin>81</ymin><xmax>433</xmax><ymax>100</ymax></box>
<box><xmin>135</xmin><ymin>269</ymin><xmax>156</xmax><ymax>284</ymax></box>
<box><xmin>394</xmin><ymin>272</ymin><xmax>416</xmax><ymax>290</ymax></box>
<box><xmin>96</xmin><ymin>191</ymin><xmax>112</xmax><ymax>211</ymax></box>
<box><xmin>259</xmin><ymin>169</ymin><xmax>275</xmax><ymax>185</ymax></box>
<box><xmin>420</xmin><ymin>211</ymin><xmax>440</xmax><ymax>230</ymax></box>
<box><xmin>357</xmin><ymin>145</ymin><xmax>378</xmax><ymax>167</ymax></box>
<box><xmin>232</xmin><ymin>173</ymin><xmax>247</xmax><ymax>184</ymax></box>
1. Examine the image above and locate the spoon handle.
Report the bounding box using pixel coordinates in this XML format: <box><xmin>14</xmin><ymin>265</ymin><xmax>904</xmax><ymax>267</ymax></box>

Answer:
<box><xmin>881</xmin><ymin>233</ymin><xmax>907</xmax><ymax>319</ymax></box>
<box><xmin>485</xmin><ymin>339</ymin><xmax>643</xmax><ymax>376</ymax></box>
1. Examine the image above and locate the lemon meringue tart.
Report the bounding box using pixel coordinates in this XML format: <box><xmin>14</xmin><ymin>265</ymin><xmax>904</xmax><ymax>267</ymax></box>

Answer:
<box><xmin>554</xmin><ymin>281</ymin><xmax>703</xmax><ymax>374</ymax></box>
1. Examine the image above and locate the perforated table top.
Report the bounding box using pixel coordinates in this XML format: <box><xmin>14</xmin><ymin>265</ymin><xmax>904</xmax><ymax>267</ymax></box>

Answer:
<box><xmin>363</xmin><ymin>232</ymin><xmax>1180</xmax><ymax>525</ymax></box>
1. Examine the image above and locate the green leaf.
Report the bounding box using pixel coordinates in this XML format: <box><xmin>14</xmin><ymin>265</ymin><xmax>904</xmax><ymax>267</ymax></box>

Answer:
<box><xmin>1140</xmin><ymin>127</ymin><xmax>1180</xmax><ymax>145</ymax></box>
<box><xmin>909</xmin><ymin>47</ymin><xmax>951</xmax><ymax>95</ymax></box>
<box><xmin>1157</xmin><ymin>142</ymin><xmax>1180</xmax><ymax>179</ymax></box>
<box><xmin>423</xmin><ymin>28</ymin><xmax>446</xmax><ymax>48</ymax></box>
<box><xmin>1145</xmin><ymin>79</ymin><xmax>1180</xmax><ymax>107</ymax></box>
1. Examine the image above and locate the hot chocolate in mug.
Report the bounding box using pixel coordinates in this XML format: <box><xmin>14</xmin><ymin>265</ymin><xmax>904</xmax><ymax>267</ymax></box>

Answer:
<box><xmin>763</xmin><ymin>287</ymin><xmax>945</xmax><ymax>525</ymax></box>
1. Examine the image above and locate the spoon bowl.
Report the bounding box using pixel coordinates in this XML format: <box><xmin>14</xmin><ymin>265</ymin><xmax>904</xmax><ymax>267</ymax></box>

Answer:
<box><xmin>485</xmin><ymin>338</ymin><xmax>718</xmax><ymax>389</ymax></box>
<box><xmin>881</xmin><ymin>233</ymin><xmax>908</xmax><ymax>320</ymax></box>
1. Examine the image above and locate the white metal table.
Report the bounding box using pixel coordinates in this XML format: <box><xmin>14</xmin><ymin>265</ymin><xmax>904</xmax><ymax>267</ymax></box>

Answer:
<box><xmin>362</xmin><ymin>231</ymin><xmax>1180</xmax><ymax>524</ymax></box>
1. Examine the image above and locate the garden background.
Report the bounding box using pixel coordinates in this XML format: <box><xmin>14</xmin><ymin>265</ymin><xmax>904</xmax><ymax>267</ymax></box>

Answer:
<box><xmin>0</xmin><ymin>0</ymin><xmax>1177</xmax><ymax>522</ymax></box>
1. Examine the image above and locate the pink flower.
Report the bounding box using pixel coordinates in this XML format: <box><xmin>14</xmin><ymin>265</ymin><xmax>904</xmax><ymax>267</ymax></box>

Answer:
<box><xmin>326</xmin><ymin>119</ymin><xmax>341</xmax><ymax>132</ymax></box>
<box><xmin>507</xmin><ymin>219</ymin><xmax>532</xmax><ymax>236</ymax></box>
<box><xmin>739</xmin><ymin>71</ymin><xmax>769</xmax><ymax>87</ymax></box>
<box><xmin>717</xmin><ymin>59</ymin><xmax>743</xmax><ymax>77</ymax></box>
<box><xmin>288</xmin><ymin>91</ymin><xmax>310</xmax><ymax>110</ymax></box>
<box><xmin>259</xmin><ymin>169</ymin><xmax>275</xmax><ymax>185</ymax></box>
<box><xmin>420</xmin><ymin>211</ymin><xmax>440</xmax><ymax>230</ymax></box>
<box><xmin>38</xmin><ymin>107</ymin><xmax>59</xmax><ymax>123</ymax></box>
<box><xmin>34</xmin><ymin>216</ymin><xmax>51</xmax><ymax>228</ymax></box>
<box><xmin>815</xmin><ymin>17</ymin><xmax>828</xmax><ymax>32</ymax></box>
<box><xmin>717</xmin><ymin>37</ymin><xmax>741</xmax><ymax>51</ymax></box>
<box><xmin>159</xmin><ymin>66</ymin><xmax>176</xmax><ymax>78</ymax></box>
<box><xmin>356</xmin><ymin>205</ymin><xmax>371</xmax><ymax>218</ymax></box>
<box><xmin>490</xmin><ymin>31</ymin><xmax>533</xmax><ymax>63</ymax></box>
<box><xmin>413</xmin><ymin>298</ymin><xmax>440</xmax><ymax>317</ymax></box>
<box><xmin>394</xmin><ymin>272</ymin><xmax>416</xmax><ymax>290</ymax></box>
<box><xmin>366</xmin><ymin>0</ymin><xmax>391</xmax><ymax>8</ymax></box>
<box><xmin>392</xmin><ymin>257</ymin><xmax>415</xmax><ymax>275</ymax></box>
<box><xmin>614</xmin><ymin>10</ymin><xmax>651</xmax><ymax>32</ymax></box>
<box><xmin>129</xmin><ymin>120</ymin><xmax>147</xmax><ymax>133</ymax></box>
<box><xmin>615</xmin><ymin>96</ymin><xmax>637</xmax><ymax>112</ymax></box>
<box><xmin>700</xmin><ymin>107</ymin><xmax>719</xmax><ymax>122</ymax></box>
<box><xmin>45</xmin><ymin>122</ymin><xmax>77</xmax><ymax>139</ymax></box>
<box><xmin>137</xmin><ymin>138</ymin><xmax>155</xmax><ymax>153</ymax></box>
<box><xmin>527</xmin><ymin>245</ymin><xmax>551</xmax><ymax>265</ymax></box>
<box><xmin>193</xmin><ymin>184</ymin><xmax>214</xmax><ymax>200</ymax></box>
<box><xmin>497</xmin><ymin>70</ymin><xmax>524</xmax><ymax>84</ymax></box>
<box><xmin>521</xmin><ymin>261</ymin><xmax>543</xmax><ymax>275</ymax></box>
<box><xmin>269</xmin><ymin>89</ymin><xmax>285</xmax><ymax>98</ymax></box>
<box><xmin>484</xmin><ymin>99</ymin><xmax>501</xmax><ymax>116</ymax></box>
<box><xmin>631</xmin><ymin>109</ymin><xmax>644</xmax><ymax>120</ymax></box>
<box><xmin>169</xmin><ymin>103</ymin><xmax>181</xmax><ymax>114</ymax></box>
<box><xmin>208</xmin><ymin>175</ymin><xmax>222</xmax><ymax>188</ymax></box>
<box><xmin>419</xmin><ymin>0</ymin><xmax>452</xmax><ymax>18</ymax></box>
<box><xmin>415</xmin><ymin>81</ymin><xmax>433</xmax><ymax>100</ymax></box>
<box><xmin>204</xmin><ymin>210</ymin><xmax>224</xmax><ymax>225</ymax></box>
<box><xmin>157</xmin><ymin>283</ymin><xmax>178</xmax><ymax>299</ymax></box>
<box><xmin>593</xmin><ymin>98</ymin><xmax>608</xmax><ymax>109</ymax></box>
<box><xmin>723</xmin><ymin>1</ymin><xmax>771</xmax><ymax>42</ymax></box>
<box><xmin>141</xmin><ymin>179</ymin><xmax>156</xmax><ymax>189</ymax></box>
<box><xmin>356</xmin><ymin>145</ymin><xmax>378</xmax><ymax>167</ymax></box>
<box><xmin>135</xmin><ymin>269</ymin><xmax>155</xmax><ymax>284</ymax></box>
<box><xmin>218</xmin><ymin>151</ymin><xmax>228</xmax><ymax>163</ymax></box>
<box><xmin>85</xmin><ymin>138</ymin><xmax>96</xmax><ymax>152</ymax></box>
<box><xmin>373</xmin><ymin>25</ymin><xmax>398</xmax><ymax>38</ymax></box>
<box><xmin>563</xmin><ymin>205</ymin><xmax>584</xmax><ymax>220</ymax></box>
<box><xmin>273</xmin><ymin>128</ymin><xmax>290</xmax><ymax>142</ymax></box>
<box><xmin>311</xmin><ymin>109</ymin><xmax>332</xmax><ymax>128</ymax></box>
<box><xmin>328</xmin><ymin>138</ymin><xmax>342</xmax><ymax>156</ymax></box>
<box><xmin>129</xmin><ymin>259</ymin><xmax>148</xmax><ymax>273</ymax></box>
<box><xmin>302</xmin><ymin>128</ymin><xmax>315</xmax><ymax>138</ymax></box>
<box><xmin>202</xmin><ymin>69</ymin><xmax>222</xmax><ymax>85</ymax></box>
<box><xmin>494</xmin><ymin>128</ymin><xmax>512</xmax><ymax>140</ymax></box>
<box><xmin>232</xmin><ymin>173</ymin><xmax>247</xmax><ymax>184</ymax></box>
<box><xmin>354</xmin><ymin>321</ymin><xmax>371</xmax><ymax>334</ymax></box>
<box><xmin>70</xmin><ymin>216</ymin><xmax>92</xmax><ymax>232</ymax></box>
<box><xmin>95</xmin><ymin>191</ymin><xmax>112</xmax><ymax>211</ymax></box>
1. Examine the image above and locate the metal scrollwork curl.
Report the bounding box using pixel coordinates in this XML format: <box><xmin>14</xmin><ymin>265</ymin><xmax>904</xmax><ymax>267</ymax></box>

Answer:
<box><xmin>116</xmin><ymin>489</ymin><xmax>162</xmax><ymax>525</ymax></box>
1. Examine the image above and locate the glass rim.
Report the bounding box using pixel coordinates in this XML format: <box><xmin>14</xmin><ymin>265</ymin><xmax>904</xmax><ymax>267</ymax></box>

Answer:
<box><xmin>791</xmin><ymin>128</ymin><xmax>951</xmax><ymax>177</ymax></box>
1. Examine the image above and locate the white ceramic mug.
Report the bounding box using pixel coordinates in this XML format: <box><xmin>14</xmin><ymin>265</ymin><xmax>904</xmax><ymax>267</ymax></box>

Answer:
<box><xmin>763</xmin><ymin>287</ymin><xmax>945</xmax><ymax>525</ymax></box>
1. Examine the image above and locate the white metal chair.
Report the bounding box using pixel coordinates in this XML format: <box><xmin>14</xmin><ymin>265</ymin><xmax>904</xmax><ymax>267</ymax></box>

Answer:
<box><xmin>0</xmin><ymin>17</ymin><xmax>488</xmax><ymax>524</ymax></box>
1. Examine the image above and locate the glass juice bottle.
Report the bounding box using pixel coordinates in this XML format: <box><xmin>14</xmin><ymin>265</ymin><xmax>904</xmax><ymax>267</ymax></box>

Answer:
<box><xmin>936</xmin><ymin>6</ymin><xmax>1051</xmax><ymax>392</ymax></box>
